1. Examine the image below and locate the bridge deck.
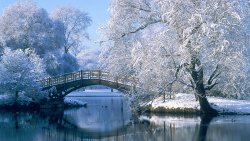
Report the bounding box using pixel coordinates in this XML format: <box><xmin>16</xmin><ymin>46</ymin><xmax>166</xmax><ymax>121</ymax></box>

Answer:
<box><xmin>41</xmin><ymin>70</ymin><xmax>134</xmax><ymax>93</ymax></box>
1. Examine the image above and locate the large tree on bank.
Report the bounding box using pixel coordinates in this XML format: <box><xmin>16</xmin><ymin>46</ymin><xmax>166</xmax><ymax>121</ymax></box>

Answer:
<box><xmin>100</xmin><ymin>0</ymin><xmax>250</xmax><ymax>114</ymax></box>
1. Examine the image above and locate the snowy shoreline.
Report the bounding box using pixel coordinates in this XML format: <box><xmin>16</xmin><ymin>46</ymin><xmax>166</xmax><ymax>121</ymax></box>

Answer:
<box><xmin>141</xmin><ymin>93</ymin><xmax>250</xmax><ymax>115</ymax></box>
<box><xmin>1</xmin><ymin>90</ymin><xmax>250</xmax><ymax>115</ymax></box>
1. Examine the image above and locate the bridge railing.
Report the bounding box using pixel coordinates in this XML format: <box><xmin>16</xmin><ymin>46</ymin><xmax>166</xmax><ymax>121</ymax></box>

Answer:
<box><xmin>41</xmin><ymin>70</ymin><xmax>133</xmax><ymax>88</ymax></box>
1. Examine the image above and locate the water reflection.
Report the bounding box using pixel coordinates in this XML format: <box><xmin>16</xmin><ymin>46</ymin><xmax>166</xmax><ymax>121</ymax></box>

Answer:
<box><xmin>61</xmin><ymin>97</ymin><xmax>131</xmax><ymax>138</ymax></box>
<box><xmin>197</xmin><ymin>115</ymin><xmax>213</xmax><ymax>141</ymax></box>
<box><xmin>138</xmin><ymin>114</ymin><xmax>250</xmax><ymax>141</ymax></box>
<box><xmin>0</xmin><ymin>96</ymin><xmax>250</xmax><ymax>141</ymax></box>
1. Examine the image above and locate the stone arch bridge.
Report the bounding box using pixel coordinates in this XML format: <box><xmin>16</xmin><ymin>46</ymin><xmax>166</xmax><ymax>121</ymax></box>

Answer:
<box><xmin>41</xmin><ymin>70</ymin><xmax>134</xmax><ymax>99</ymax></box>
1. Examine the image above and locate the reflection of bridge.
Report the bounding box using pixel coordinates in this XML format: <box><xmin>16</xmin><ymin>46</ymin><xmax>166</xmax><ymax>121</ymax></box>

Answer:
<box><xmin>41</xmin><ymin>70</ymin><xmax>134</xmax><ymax>99</ymax></box>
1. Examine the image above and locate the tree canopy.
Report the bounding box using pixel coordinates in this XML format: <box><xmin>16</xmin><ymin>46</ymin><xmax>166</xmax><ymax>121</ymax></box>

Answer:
<box><xmin>0</xmin><ymin>48</ymin><xmax>46</xmax><ymax>95</ymax></box>
<box><xmin>0</xmin><ymin>1</ymin><xmax>92</xmax><ymax>76</ymax></box>
<box><xmin>51</xmin><ymin>6</ymin><xmax>92</xmax><ymax>54</ymax></box>
<box><xmin>100</xmin><ymin>0</ymin><xmax>250</xmax><ymax>114</ymax></box>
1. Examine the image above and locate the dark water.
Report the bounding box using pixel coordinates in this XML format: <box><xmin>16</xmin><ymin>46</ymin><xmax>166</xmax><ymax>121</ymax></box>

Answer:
<box><xmin>0</xmin><ymin>95</ymin><xmax>250</xmax><ymax>141</ymax></box>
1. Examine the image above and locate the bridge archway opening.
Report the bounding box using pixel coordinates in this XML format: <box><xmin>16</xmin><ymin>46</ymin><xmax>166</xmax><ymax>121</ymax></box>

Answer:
<box><xmin>41</xmin><ymin>70</ymin><xmax>133</xmax><ymax>98</ymax></box>
<box><xmin>65</xmin><ymin>85</ymin><xmax>124</xmax><ymax>97</ymax></box>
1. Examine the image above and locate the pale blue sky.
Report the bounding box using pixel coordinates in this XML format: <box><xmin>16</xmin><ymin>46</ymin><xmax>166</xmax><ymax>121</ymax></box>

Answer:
<box><xmin>0</xmin><ymin>0</ymin><xmax>110</xmax><ymax>49</ymax></box>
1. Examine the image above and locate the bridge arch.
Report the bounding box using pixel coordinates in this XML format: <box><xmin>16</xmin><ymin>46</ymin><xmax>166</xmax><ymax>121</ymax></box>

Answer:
<box><xmin>41</xmin><ymin>70</ymin><xmax>133</xmax><ymax>98</ymax></box>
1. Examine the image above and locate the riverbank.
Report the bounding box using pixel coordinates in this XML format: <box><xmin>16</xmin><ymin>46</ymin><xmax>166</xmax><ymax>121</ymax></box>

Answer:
<box><xmin>140</xmin><ymin>93</ymin><xmax>250</xmax><ymax>115</ymax></box>
<box><xmin>0</xmin><ymin>89</ymin><xmax>121</xmax><ymax>110</ymax></box>
<box><xmin>0</xmin><ymin>98</ymin><xmax>83</xmax><ymax>111</ymax></box>
<box><xmin>0</xmin><ymin>94</ymin><xmax>39</xmax><ymax>111</ymax></box>
<box><xmin>2</xmin><ymin>91</ymin><xmax>250</xmax><ymax>115</ymax></box>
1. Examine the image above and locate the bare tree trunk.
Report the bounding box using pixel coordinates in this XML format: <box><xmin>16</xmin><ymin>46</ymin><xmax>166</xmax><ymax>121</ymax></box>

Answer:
<box><xmin>189</xmin><ymin>56</ymin><xmax>218</xmax><ymax>115</ymax></box>
<box><xmin>14</xmin><ymin>91</ymin><xmax>19</xmax><ymax>106</ymax></box>
<box><xmin>195</xmin><ymin>83</ymin><xmax>218</xmax><ymax>115</ymax></box>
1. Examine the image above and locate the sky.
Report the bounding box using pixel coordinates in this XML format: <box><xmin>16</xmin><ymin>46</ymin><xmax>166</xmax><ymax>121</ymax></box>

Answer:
<box><xmin>0</xmin><ymin>0</ymin><xmax>110</xmax><ymax>49</ymax></box>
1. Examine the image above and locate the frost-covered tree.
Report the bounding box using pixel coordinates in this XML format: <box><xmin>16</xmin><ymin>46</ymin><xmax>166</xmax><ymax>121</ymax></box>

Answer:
<box><xmin>60</xmin><ymin>53</ymin><xmax>80</xmax><ymax>73</ymax></box>
<box><xmin>77</xmin><ymin>49</ymin><xmax>100</xmax><ymax>70</ymax></box>
<box><xmin>101</xmin><ymin>0</ymin><xmax>250</xmax><ymax>114</ymax></box>
<box><xmin>0</xmin><ymin>2</ymin><xmax>92</xmax><ymax>76</ymax></box>
<box><xmin>51</xmin><ymin>6</ymin><xmax>92</xmax><ymax>54</ymax></box>
<box><xmin>0</xmin><ymin>1</ymin><xmax>65</xmax><ymax>76</ymax></box>
<box><xmin>0</xmin><ymin>1</ymin><xmax>62</xmax><ymax>55</ymax></box>
<box><xmin>50</xmin><ymin>6</ymin><xmax>92</xmax><ymax>74</ymax></box>
<box><xmin>0</xmin><ymin>48</ymin><xmax>46</xmax><ymax>102</ymax></box>
<box><xmin>43</xmin><ymin>51</ymin><xmax>62</xmax><ymax>76</ymax></box>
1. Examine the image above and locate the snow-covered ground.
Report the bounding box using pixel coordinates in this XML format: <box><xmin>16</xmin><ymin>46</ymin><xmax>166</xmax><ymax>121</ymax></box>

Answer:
<box><xmin>2</xmin><ymin>90</ymin><xmax>249</xmax><ymax>115</ymax></box>
<box><xmin>149</xmin><ymin>93</ymin><xmax>250</xmax><ymax>114</ymax></box>
<box><xmin>149</xmin><ymin>93</ymin><xmax>199</xmax><ymax>110</ymax></box>
<box><xmin>208</xmin><ymin>96</ymin><xmax>250</xmax><ymax>114</ymax></box>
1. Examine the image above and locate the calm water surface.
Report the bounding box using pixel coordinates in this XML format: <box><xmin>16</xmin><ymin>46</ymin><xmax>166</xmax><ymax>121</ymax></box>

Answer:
<box><xmin>0</xmin><ymin>92</ymin><xmax>250</xmax><ymax>141</ymax></box>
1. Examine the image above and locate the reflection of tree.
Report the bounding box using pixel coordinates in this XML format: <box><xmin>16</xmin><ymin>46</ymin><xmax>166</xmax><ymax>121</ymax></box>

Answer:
<box><xmin>40</xmin><ymin>108</ymin><xmax>64</xmax><ymax>128</ymax></box>
<box><xmin>133</xmin><ymin>115</ymin><xmax>215</xmax><ymax>141</ymax></box>
<box><xmin>169</xmin><ymin>123</ymin><xmax>176</xmax><ymax>141</ymax></box>
<box><xmin>196</xmin><ymin>115</ymin><xmax>214</xmax><ymax>141</ymax></box>
<box><xmin>14</xmin><ymin>112</ymin><xmax>19</xmax><ymax>129</ymax></box>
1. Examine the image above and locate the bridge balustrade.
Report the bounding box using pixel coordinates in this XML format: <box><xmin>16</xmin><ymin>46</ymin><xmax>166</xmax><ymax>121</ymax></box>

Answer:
<box><xmin>41</xmin><ymin>70</ymin><xmax>129</xmax><ymax>88</ymax></box>
<box><xmin>40</xmin><ymin>70</ymin><xmax>140</xmax><ymax>97</ymax></box>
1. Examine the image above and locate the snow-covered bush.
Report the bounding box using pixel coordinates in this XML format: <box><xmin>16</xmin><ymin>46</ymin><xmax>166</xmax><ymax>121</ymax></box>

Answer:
<box><xmin>0</xmin><ymin>48</ymin><xmax>46</xmax><ymax>103</ymax></box>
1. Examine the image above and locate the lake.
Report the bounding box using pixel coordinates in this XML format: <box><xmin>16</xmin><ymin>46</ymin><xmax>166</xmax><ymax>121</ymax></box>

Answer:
<box><xmin>0</xmin><ymin>90</ymin><xmax>249</xmax><ymax>141</ymax></box>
